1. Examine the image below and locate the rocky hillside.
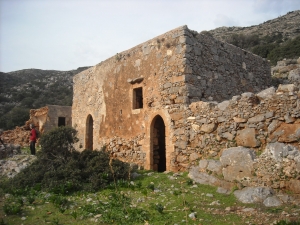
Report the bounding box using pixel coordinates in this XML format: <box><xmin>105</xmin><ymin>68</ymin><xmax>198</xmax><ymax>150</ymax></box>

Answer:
<box><xmin>209</xmin><ymin>10</ymin><xmax>300</xmax><ymax>41</ymax></box>
<box><xmin>0</xmin><ymin>67</ymin><xmax>90</xmax><ymax>130</ymax></box>
<box><xmin>208</xmin><ymin>10</ymin><xmax>300</xmax><ymax>65</ymax></box>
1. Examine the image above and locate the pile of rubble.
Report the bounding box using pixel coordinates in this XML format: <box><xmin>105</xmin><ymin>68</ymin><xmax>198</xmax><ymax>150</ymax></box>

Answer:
<box><xmin>0</xmin><ymin>107</ymin><xmax>46</xmax><ymax>148</ymax></box>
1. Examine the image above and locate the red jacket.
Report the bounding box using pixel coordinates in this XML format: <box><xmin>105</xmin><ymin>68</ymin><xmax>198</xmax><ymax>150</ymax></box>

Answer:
<box><xmin>30</xmin><ymin>128</ymin><xmax>37</xmax><ymax>141</ymax></box>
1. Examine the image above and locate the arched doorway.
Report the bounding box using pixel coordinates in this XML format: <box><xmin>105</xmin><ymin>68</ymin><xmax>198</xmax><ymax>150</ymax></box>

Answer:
<box><xmin>85</xmin><ymin>114</ymin><xmax>93</xmax><ymax>150</ymax></box>
<box><xmin>151</xmin><ymin>115</ymin><xmax>166</xmax><ymax>172</ymax></box>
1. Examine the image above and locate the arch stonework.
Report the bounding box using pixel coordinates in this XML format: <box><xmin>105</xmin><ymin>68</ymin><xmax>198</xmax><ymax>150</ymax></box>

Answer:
<box><xmin>143</xmin><ymin>110</ymin><xmax>174</xmax><ymax>171</ymax></box>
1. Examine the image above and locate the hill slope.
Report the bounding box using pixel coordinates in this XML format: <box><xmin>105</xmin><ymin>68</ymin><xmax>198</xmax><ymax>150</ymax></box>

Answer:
<box><xmin>208</xmin><ymin>10</ymin><xmax>300</xmax><ymax>65</ymax></box>
<box><xmin>0</xmin><ymin>67</ymin><xmax>89</xmax><ymax>130</ymax></box>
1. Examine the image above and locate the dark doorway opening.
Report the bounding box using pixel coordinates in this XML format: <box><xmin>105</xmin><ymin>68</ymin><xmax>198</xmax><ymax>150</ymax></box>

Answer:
<box><xmin>85</xmin><ymin>115</ymin><xmax>93</xmax><ymax>150</ymax></box>
<box><xmin>58</xmin><ymin>117</ymin><xmax>66</xmax><ymax>126</ymax></box>
<box><xmin>152</xmin><ymin>115</ymin><xmax>166</xmax><ymax>172</ymax></box>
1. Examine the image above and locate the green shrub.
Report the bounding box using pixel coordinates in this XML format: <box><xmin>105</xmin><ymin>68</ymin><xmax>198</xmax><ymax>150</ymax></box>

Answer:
<box><xmin>267</xmin><ymin>35</ymin><xmax>300</xmax><ymax>65</ymax></box>
<box><xmin>3</xmin><ymin>195</ymin><xmax>23</xmax><ymax>215</ymax></box>
<box><xmin>7</xmin><ymin>126</ymin><xmax>132</xmax><ymax>193</ymax></box>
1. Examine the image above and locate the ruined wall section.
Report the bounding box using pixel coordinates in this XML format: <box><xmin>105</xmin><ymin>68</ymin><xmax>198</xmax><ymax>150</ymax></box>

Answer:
<box><xmin>183</xmin><ymin>30</ymin><xmax>271</xmax><ymax>102</ymax></box>
<box><xmin>72</xmin><ymin>66</ymin><xmax>107</xmax><ymax>150</ymax></box>
<box><xmin>171</xmin><ymin>84</ymin><xmax>300</xmax><ymax>171</ymax></box>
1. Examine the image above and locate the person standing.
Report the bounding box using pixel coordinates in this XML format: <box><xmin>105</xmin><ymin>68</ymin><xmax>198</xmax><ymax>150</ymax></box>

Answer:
<box><xmin>29</xmin><ymin>124</ymin><xmax>37</xmax><ymax>155</ymax></box>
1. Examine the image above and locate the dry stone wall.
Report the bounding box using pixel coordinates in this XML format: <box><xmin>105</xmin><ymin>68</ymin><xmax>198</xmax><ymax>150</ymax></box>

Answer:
<box><xmin>272</xmin><ymin>57</ymin><xmax>300</xmax><ymax>87</ymax></box>
<box><xmin>182</xmin><ymin>29</ymin><xmax>271</xmax><ymax>102</ymax></box>
<box><xmin>171</xmin><ymin>84</ymin><xmax>300</xmax><ymax>171</ymax></box>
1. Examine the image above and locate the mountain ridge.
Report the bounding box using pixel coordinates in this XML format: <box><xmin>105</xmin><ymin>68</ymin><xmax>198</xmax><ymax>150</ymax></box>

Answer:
<box><xmin>208</xmin><ymin>10</ymin><xmax>300</xmax><ymax>42</ymax></box>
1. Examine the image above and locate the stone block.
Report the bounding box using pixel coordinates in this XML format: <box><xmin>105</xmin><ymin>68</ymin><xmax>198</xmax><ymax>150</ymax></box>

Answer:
<box><xmin>200</xmin><ymin>123</ymin><xmax>217</xmax><ymax>133</ymax></box>
<box><xmin>236</xmin><ymin>128</ymin><xmax>260</xmax><ymax>147</ymax></box>
<box><xmin>220</xmin><ymin>146</ymin><xmax>256</xmax><ymax>182</ymax></box>
<box><xmin>248</xmin><ymin>114</ymin><xmax>265</xmax><ymax>123</ymax></box>
<box><xmin>269</xmin><ymin>123</ymin><xmax>300</xmax><ymax>143</ymax></box>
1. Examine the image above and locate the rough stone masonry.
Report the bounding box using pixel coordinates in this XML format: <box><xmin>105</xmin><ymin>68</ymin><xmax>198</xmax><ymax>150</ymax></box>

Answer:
<box><xmin>72</xmin><ymin>25</ymin><xmax>274</xmax><ymax>172</ymax></box>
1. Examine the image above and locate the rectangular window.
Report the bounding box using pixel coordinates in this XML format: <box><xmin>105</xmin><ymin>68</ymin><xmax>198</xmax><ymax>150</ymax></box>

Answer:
<box><xmin>133</xmin><ymin>87</ymin><xmax>143</xmax><ymax>109</ymax></box>
<box><xmin>58</xmin><ymin>117</ymin><xmax>66</xmax><ymax>126</ymax></box>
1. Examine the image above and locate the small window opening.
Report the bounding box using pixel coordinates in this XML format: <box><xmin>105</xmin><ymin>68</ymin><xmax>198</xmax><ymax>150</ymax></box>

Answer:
<box><xmin>58</xmin><ymin>117</ymin><xmax>66</xmax><ymax>126</ymax></box>
<box><xmin>120</xmin><ymin>110</ymin><xmax>122</xmax><ymax>115</ymax></box>
<box><xmin>133</xmin><ymin>87</ymin><xmax>143</xmax><ymax>109</ymax></box>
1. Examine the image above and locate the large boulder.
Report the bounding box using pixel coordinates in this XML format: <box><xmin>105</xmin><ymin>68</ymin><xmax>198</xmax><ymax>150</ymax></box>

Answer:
<box><xmin>220</xmin><ymin>146</ymin><xmax>256</xmax><ymax>182</ymax></box>
<box><xmin>234</xmin><ymin>187</ymin><xmax>275</xmax><ymax>204</ymax></box>
<box><xmin>263</xmin><ymin>196</ymin><xmax>282</xmax><ymax>207</ymax></box>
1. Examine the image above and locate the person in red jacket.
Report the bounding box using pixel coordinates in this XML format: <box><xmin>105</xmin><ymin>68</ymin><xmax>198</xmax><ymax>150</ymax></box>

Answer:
<box><xmin>29</xmin><ymin>124</ymin><xmax>37</xmax><ymax>155</ymax></box>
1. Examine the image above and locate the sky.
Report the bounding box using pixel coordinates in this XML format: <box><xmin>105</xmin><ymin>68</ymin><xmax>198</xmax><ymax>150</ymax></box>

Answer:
<box><xmin>0</xmin><ymin>0</ymin><xmax>300</xmax><ymax>73</ymax></box>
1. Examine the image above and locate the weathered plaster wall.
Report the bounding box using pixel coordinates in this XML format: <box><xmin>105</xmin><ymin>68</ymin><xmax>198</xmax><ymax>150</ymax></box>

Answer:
<box><xmin>72</xmin><ymin>26</ymin><xmax>188</xmax><ymax>168</ymax></box>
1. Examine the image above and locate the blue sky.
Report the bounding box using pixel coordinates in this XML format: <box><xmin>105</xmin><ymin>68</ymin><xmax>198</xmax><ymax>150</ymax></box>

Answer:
<box><xmin>1</xmin><ymin>0</ymin><xmax>300</xmax><ymax>72</ymax></box>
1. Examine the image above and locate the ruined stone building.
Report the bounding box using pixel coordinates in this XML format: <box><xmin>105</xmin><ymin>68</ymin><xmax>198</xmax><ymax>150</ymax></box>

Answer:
<box><xmin>30</xmin><ymin>105</ymin><xmax>72</xmax><ymax>133</ymax></box>
<box><xmin>0</xmin><ymin>105</ymin><xmax>72</xmax><ymax>149</ymax></box>
<box><xmin>72</xmin><ymin>25</ymin><xmax>272</xmax><ymax>172</ymax></box>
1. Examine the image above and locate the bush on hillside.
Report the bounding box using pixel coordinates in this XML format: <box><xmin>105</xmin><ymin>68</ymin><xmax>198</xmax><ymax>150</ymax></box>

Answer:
<box><xmin>5</xmin><ymin>126</ymin><xmax>131</xmax><ymax>193</ymax></box>
<box><xmin>0</xmin><ymin>107</ymin><xmax>30</xmax><ymax>130</ymax></box>
<box><xmin>227</xmin><ymin>33</ymin><xmax>300</xmax><ymax>65</ymax></box>
<box><xmin>267</xmin><ymin>35</ymin><xmax>300</xmax><ymax>65</ymax></box>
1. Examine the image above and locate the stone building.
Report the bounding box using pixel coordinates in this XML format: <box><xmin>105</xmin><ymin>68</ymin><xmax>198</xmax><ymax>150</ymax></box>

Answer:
<box><xmin>0</xmin><ymin>105</ymin><xmax>72</xmax><ymax>148</ymax></box>
<box><xmin>30</xmin><ymin>105</ymin><xmax>72</xmax><ymax>133</ymax></box>
<box><xmin>72</xmin><ymin>25</ymin><xmax>271</xmax><ymax>172</ymax></box>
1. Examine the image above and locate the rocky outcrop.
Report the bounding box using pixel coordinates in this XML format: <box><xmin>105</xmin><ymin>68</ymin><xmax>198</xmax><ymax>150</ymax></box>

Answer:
<box><xmin>0</xmin><ymin>154</ymin><xmax>36</xmax><ymax>178</ymax></box>
<box><xmin>220</xmin><ymin>147</ymin><xmax>256</xmax><ymax>182</ymax></box>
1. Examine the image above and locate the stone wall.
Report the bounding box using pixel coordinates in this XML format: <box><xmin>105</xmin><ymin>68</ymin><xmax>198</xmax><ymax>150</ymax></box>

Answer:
<box><xmin>41</xmin><ymin>105</ymin><xmax>72</xmax><ymax>132</ymax></box>
<box><xmin>185</xmin><ymin>30</ymin><xmax>271</xmax><ymax>102</ymax></box>
<box><xmin>172</xmin><ymin>84</ymin><xmax>300</xmax><ymax>171</ymax></box>
<box><xmin>272</xmin><ymin>57</ymin><xmax>300</xmax><ymax>87</ymax></box>
<box><xmin>72</xmin><ymin>25</ymin><xmax>272</xmax><ymax>171</ymax></box>
<box><xmin>72</xmin><ymin>26</ymin><xmax>189</xmax><ymax>160</ymax></box>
